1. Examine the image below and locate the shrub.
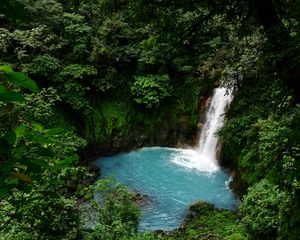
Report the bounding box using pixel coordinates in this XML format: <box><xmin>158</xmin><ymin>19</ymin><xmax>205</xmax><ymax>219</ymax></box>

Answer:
<box><xmin>131</xmin><ymin>74</ymin><xmax>172</xmax><ymax>109</ymax></box>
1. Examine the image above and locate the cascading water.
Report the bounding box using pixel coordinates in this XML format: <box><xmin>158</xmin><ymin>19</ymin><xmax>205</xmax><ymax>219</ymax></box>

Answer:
<box><xmin>198</xmin><ymin>87</ymin><xmax>234</xmax><ymax>161</ymax></box>
<box><xmin>93</xmin><ymin>86</ymin><xmax>237</xmax><ymax>231</ymax></box>
<box><xmin>171</xmin><ymin>87</ymin><xmax>234</xmax><ymax>172</ymax></box>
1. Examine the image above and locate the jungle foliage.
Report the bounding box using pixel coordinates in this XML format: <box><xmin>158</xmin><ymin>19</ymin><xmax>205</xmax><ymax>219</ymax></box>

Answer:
<box><xmin>1</xmin><ymin>0</ymin><xmax>300</xmax><ymax>239</ymax></box>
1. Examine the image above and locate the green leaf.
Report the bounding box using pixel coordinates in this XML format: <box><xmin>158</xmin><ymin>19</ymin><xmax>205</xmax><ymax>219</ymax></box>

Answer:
<box><xmin>3</xmin><ymin>132</ymin><xmax>16</xmax><ymax>144</ymax></box>
<box><xmin>0</xmin><ymin>188</ymin><xmax>9</xmax><ymax>198</ymax></box>
<box><xmin>0</xmin><ymin>91</ymin><xmax>25</xmax><ymax>102</ymax></box>
<box><xmin>0</xmin><ymin>84</ymin><xmax>25</xmax><ymax>102</ymax></box>
<box><xmin>14</xmin><ymin>162</ymin><xmax>28</xmax><ymax>170</ymax></box>
<box><xmin>6</xmin><ymin>178</ymin><xmax>19</xmax><ymax>186</ymax></box>
<box><xmin>12</xmin><ymin>145</ymin><xmax>26</xmax><ymax>159</ymax></box>
<box><xmin>15</xmin><ymin>124</ymin><xmax>26</xmax><ymax>138</ymax></box>
<box><xmin>23</xmin><ymin>159</ymin><xmax>49</xmax><ymax>173</ymax></box>
<box><xmin>0</xmin><ymin>160</ymin><xmax>15</xmax><ymax>175</ymax></box>
<box><xmin>5</xmin><ymin>71</ymin><xmax>39</xmax><ymax>92</ymax></box>
<box><xmin>0</xmin><ymin>84</ymin><xmax>7</xmax><ymax>93</ymax></box>
<box><xmin>57</xmin><ymin>155</ymin><xmax>79</xmax><ymax>167</ymax></box>
<box><xmin>33</xmin><ymin>135</ymin><xmax>50</xmax><ymax>144</ymax></box>
<box><xmin>35</xmin><ymin>147</ymin><xmax>54</xmax><ymax>157</ymax></box>
<box><xmin>44</xmin><ymin>127</ymin><xmax>63</xmax><ymax>135</ymax></box>
<box><xmin>0</xmin><ymin>65</ymin><xmax>13</xmax><ymax>73</ymax></box>
<box><xmin>30</xmin><ymin>159</ymin><xmax>49</xmax><ymax>168</ymax></box>
<box><xmin>32</xmin><ymin>123</ymin><xmax>43</xmax><ymax>132</ymax></box>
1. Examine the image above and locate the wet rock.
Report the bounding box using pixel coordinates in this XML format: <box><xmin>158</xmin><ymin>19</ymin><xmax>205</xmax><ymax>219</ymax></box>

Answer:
<box><xmin>88</xmin><ymin>162</ymin><xmax>100</xmax><ymax>174</ymax></box>
<box><xmin>182</xmin><ymin>201</ymin><xmax>216</xmax><ymax>227</ymax></box>
<box><xmin>87</xmin><ymin>162</ymin><xmax>101</xmax><ymax>182</ymax></box>
<box><xmin>215</xmin><ymin>141</ymin><xmax>222</xmax><ymax>161</ymax></box>
<box><xmin>132</xmin><ymin>192</ymin><xmax>151</xmax><ymax>205</ymax></box>
<box><xmin>154</xmin><ymin>229</ymin><xmax>164</xmax><ymax>234</ymax></box>
<box><xmin>228</xmin><ymin>172</ymin><xmax>248</xmax><ymax>198</ymax></box>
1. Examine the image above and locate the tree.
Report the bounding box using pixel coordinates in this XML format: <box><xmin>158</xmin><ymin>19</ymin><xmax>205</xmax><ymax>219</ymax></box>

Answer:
<box><xmin>84</xmin><ymin>178</ymin><xmax>141</xmax><ymax>240</ymax></box>
<box><xmin>240</xmin><ymin>179</ymin><xmax>291</xmax><ymax>238</ymax></box>
<box><xmin>0</xmin><ymin>66</ymin><xmax>88</xmax><ymax>239</ymax></box>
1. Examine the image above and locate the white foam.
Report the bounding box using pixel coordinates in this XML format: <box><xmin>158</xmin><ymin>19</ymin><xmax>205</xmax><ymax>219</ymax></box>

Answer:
<box><xmin>170</xmin><ymin>149</ymin><xmax>219</xmax><ymax>172</ymax></box>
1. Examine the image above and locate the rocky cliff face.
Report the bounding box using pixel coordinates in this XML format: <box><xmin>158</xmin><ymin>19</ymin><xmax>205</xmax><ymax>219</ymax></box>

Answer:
<box><xmin>79</xmin><ymin>94</ymin><xmax>216</xmax><ymax>161</ymax></box>
<box><xmin>80</xmin><ymin>111</ymin><xmax>198</xmax><ymax>161</ymax></box>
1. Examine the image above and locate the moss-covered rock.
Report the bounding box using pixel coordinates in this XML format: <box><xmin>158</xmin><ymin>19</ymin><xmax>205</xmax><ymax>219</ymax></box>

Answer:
<box><xmin>179</xmin><ymin>202</ymin><xmax>247</xmax><ymax>239</ymax></box>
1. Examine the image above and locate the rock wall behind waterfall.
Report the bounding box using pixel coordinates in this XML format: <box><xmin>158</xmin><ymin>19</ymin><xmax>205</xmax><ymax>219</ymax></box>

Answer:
<box><xmin>79</xmin><ymin>97</ymin><xmax>201</xmax><ymax>161</ymax></box>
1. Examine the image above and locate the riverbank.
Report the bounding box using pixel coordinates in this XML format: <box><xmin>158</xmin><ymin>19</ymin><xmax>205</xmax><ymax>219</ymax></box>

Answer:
<box><xmin>155</xmin><ymin>201</ymin><xmax>247</xmax><ymax>240</ymax></box>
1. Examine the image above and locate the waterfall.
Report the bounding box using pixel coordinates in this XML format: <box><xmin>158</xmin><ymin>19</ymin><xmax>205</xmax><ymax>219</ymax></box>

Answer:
<box><xmin>198</xmin><ymin>87</ymin><xmax>234</xmax><ymax>165</ymax></box>
<box><xmin>171</xmin><ymin>87</ymin><xmax>233</xmax><ymax>172</ymax></box>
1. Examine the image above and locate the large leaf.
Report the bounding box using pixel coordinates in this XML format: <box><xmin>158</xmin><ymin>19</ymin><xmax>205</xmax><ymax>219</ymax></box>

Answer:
<box><xmin>0</xmin><ymin>65</ymin><xmax>13</xmax><ymax>73</ymax></box>
<box><xmin>0</xmin><ymin>84</ymin><xmax>7</xmax><ymax>93</ymax></box>
<box><xmin>0</xmin><ymin>84</ymin><xmax>25</xmax><ymax>102</ymax></box>
<box><xmin>5</xmin><ymin>71</ymin><xmax>39</xmax><ymax>92</ymax></box>
<box><xmin>0</xmin><ymin>90</ymin><xmax>25</xmax><ymax>102</ymax></box>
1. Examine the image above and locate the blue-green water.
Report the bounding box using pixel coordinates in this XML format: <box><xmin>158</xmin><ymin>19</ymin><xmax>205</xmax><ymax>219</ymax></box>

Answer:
<box><xmin>94</xmin><ymin>147</ymin><xmax>238</xmax><ymax>231</ymax></box>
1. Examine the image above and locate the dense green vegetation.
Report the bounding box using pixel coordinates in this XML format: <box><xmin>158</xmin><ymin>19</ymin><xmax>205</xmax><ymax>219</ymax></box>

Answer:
<box><xmin>1</xmin><ymin>0</ymin><xmax>300</xmax><ymax>239</ymax></box>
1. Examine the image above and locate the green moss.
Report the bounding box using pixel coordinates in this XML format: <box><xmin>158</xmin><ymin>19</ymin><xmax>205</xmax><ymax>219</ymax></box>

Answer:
<box><xmin>174</xmin><ymin>78</ymin><xmax>203</xmax><ymax>136</ymax></box>
<box><xmin>84</xmin><ymin>99</ymin><xmax>132</xmax><ymax>144</ymax></box>
<box><xmin>134</xmin><ymin>108</ymin><xmax>164</xmax><ymax>131</ymax></box>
